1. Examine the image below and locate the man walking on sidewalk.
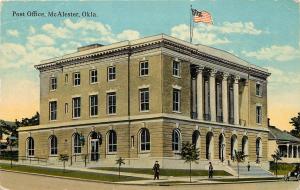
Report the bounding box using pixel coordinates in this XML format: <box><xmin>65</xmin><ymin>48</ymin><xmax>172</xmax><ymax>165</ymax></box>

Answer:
<box><xmin>152</xmin><ymin>161</ymin><xmax>160</xmax><ymax>180</ymax></box>
<box><xmin>208</xmin><ymin>162</ymin><xmax>214</xmax><ymax>179</ymax></box>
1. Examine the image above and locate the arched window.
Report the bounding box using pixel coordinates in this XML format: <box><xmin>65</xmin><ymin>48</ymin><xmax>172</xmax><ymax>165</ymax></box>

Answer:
<box><xmin>242</xmin><ymin>136</ymin><xmax>248</xmax><ymax>156</ymax></box>
<box><xmin>49</xmin><ymin>135</ymin><xmax>58</xmax><ymax>155</ymax></box>
<box><xmin>73</xmin><ymin>133</ymin><xmax>81</xmax><ymax>154</ymax></box>
<box><xmin>172</xmin><ymin>129</ymin><xmax>181</xmax><ymax>151</ymax></box>
<box><xmin>192</xmin><ymin>131</ymin><xmax>200</xmax><ymax>149</ymax></box>
<box><xmin>231</xmin><ymin>135</ymin><xmax>238</xmax><ymax>160</ymax></box>
<box><xmin>219</xmin><ymin>134</ymin><xmax>225</xmax><ymax>162</ymax></box>
<box><xmin>256</xmin><ymin>137</ymin><xmax>262</xmax><ymax>162</ymax></box>
<box><xmin>108</xmin><ymin>130</ymin><xmax>117</xmax><ymax>153</ymax></box>
<box><xmin>140</xmin><ymin>128</ymin><xmax>150</xmax><ymax>151</ymax></box>
<box><xmin>27</xmin><ymin>137</ymin><xmax>34</xmax><ymax>157</ymax></box>
<box><xmin>206</xmin><ymin>132</ymin><xmax>214</xmax><ymax>160</ymax></box>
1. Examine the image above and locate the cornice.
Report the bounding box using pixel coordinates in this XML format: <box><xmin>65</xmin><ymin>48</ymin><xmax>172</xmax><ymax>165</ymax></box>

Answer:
<box><xmin>35</xmin><ymin>34</ymin><xmax>270</xmax><ymax>79</ymax></box>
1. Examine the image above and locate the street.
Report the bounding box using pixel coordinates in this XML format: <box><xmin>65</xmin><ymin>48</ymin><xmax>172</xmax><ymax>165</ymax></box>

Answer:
<box><xmin>0</xmin><ymin>170</ymin><xmax>299</xmax><ymax>190</ymax></box>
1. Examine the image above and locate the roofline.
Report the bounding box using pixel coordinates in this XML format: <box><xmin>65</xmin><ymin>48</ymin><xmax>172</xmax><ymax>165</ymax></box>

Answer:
<box><xmin>34</xmin><ymin>33</ymin><xmax>270</xmax><ymax>77</ymax></box>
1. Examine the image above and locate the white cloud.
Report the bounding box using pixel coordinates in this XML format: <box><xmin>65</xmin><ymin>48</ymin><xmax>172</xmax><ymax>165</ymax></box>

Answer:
<box><xmin>116</xmin><ymin>30</ymin><xmax>140</xmax><ymax>41</ymax></box>
<box><xmin>63</xmin><ymin>18</ymin><xmax>112</xmax><ymax>36</ymax></box>
<box><xmin>171</xmin><ymin>24</ymin><xmax>230</xmax><ymax>45</ymax></box>
<box><xmin>0</xmin><ymin>42</ymin><xmax>61</xmax><ymax>69</ymax></box>
<box><xmin>27</xmin><ymin>34</ymin><xmax>55</xmax><ymax>47</ymax></box>
<box><xmin>199</xmin><ymin>21</ymin><xmax>263</xmax><ymax>35</ymax></box>
<box><xmin>29</xmin><ymin>26</ymin><xmax>36</xmax><ymax>34</ymax></box>
<box><xmin>265</xmin><ymin>66</ymin><xmax>300</xmax><ymax>85</ymax></box>
<box><xmin>242</xmin><ymin>45</ymin><xmax>300</xmax><ymax>61</ymax></box>
<box><xmin>42</xmin><ymin>23</ymin><xmax>71</xmax><ymax>39</ymax></box>
<box><xmin>6</xmin><ymin>29</ymin><xmax>19</xmax><ymax>37</ymax></box>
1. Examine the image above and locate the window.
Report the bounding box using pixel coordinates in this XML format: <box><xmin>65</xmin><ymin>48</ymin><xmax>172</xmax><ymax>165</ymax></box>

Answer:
<box><xmin>107</xmin><ymin>130</ymin><xmax>117</xmax><ymax>153</ymax></box>
<box><xmin>131</xmin><ymin>136</ymin><xmax>134</xmax><ymax>148</ymax></box>
<box><xmin>90</xmin><ymin>95</ymin><xmax>98</xmax><ymax>116</ymax></box>
<box><xmin>27</xmin><ymin>137</ymin><xmax>34</xmax><ymax>157</ymax></box>
<box><xmin>172</xmin><ymin>60</ymin><xmax>181</xmax><ymax>77</ymax></box>
<box><xmin>256</xmin><ymin>105</ymin><xmax>262</xmax><ymax>124</ymax></box>
<box><xmin>256</xmin><ymin>83</ymin><xmax>262</xmax><ymax>96</ymax></box>
<box><xmin>172</xmin><ymin>129</ymin><xmax>181</xmax><ymax>152</ymax></box>
<box><xmin>140</xmin><ymin>128</ymin><xmax>150</xmax><ymax>152</ymax></box>
<box><xmin>65</xmin><ymin>74</ymin><xmax>68</xmax><ymax>84</ymax></box>
<box><xmin>107</xmin><ymin>92</ymin><xmax>116</xmax><ymax>114</ymax></box>
<box><xmin>50</xmin><ymin>77</ymin><xmax>57</xmax><ymax>90</ymax></box>
<box><xmin>173</xmin><ymin>89</ymin><xmax>181</xmax><ymax>112</ymax></box>
<box><xmin>140</xmin><ymin>88</ymin><xmax>149</xmax><ymax>112</ymax></box>
<box><xmin>73</xmin><ymin>133</ymin><xmax>81</xmax><ymax>154</ymax></box>
<box><xmin>90</xmin><ymin>69</ymin><xmax>98</xmax><ymax>84</ymax></box>
<box><xmin>49</xmin><ymin>135</ymin><xmax>58</xmax><ymax>155</ymax></box>
<box><xmin>72</xmin><ymin>97</ymin><xmax>81</xmax><ymax>118</ymax></box>
<box><xmin>49</xmin><ymin>101</ymin><xmax>57</xmax><ymax>121</ymax></box>
<box><xmin>73</xmin><ymin>72</ymin><xmax>80</xmax><ymax>86</ymax></box>
<box><xmin>107</xmin><ymin>66</ymin><xmax>116</xmax><ymax>81</ymax></box>
<box><xmin>65</xmin><ymin>103</ymin><xmax>68</xmax><ymax>114</ymax></box>
<box><xmin>139</xmin><ymin>61</ymin><xmax>149</xmax><ymax>76</ymax></box>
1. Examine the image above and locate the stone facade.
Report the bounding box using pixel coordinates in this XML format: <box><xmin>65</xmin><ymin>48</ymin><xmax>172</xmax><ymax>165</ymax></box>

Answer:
<box><xmin>18</xmin><ymin>34</ymin><xmax>270</xmax><ymax>170</ymax></box>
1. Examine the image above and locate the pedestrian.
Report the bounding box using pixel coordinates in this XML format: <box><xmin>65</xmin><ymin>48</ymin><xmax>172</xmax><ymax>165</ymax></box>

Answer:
<box><xmin>152</xmin><ymin>161</ymin><xmax>160</xmax><ymax>180</ymax></box>
<box><xmin>247</xmin><ymin>161</ymin><xmax>250</xmax><ymax>171</ymax></box>
<box><xmin>208</xmin><ymin>162</ymin><xmax>213</xmax><ymax>179</ymax></box>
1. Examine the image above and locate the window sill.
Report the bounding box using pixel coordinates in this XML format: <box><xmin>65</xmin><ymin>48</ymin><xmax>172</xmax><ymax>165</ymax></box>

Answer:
<box><xmin>256</xmin><ymin>95</ymin><xmax>263</xmax><ymax>98</ymax></box>
<box><xmin>172</xmin><ymin>75</ymin><xmax>181</xmax><ymax>79</ymax></box>
<box><xmin>50</xmin><ymin>89</ymin><xmax>57</xmax><ymax>92</ymax></box>
<box><xmin>49</xmin><ymin>155</ymin><xmax>58</xmax><ymax>157</ymax></box>
<box><xmin>107</xmin><ymin>79</ymin><xmax>116</xmax><ymax>82</ymax></box>
<box><xmin>107</xmin><ymin>113</ymin><xmax>117</xmax><ymax>116</ymax></box>
<box><xmin>107</xmin><ymin>152</ymin><xmax>117</xmax><ymax>155</ymax></box>
<box><xmin>90</xmin><ymin>82</ymin><xmax>99</xmax><ymax>85</ymax></box>
<box><xmin>172</xmin><ymin>111</ymin><xmax>182</xmax><ymax>114</ymax></box>
<box><xmin>73</xmin><ymin>85</ymin><xmax>81</xmax><ymax>87</ymax></box>
<box><xmin>49</xmin><ymin>120</ymin><xmax>57</xmax><ymax>122</ymax></box>
<box><xmin>140</xmin><ymin>110</ymin><xmax>150</xmax><ymax>113</ymax></box>
<box><xmin>139</xmin><ymin>75</ymin><xmax>149</xmax><ymax>78</ymax></box>
<box><xmin>139</xmin><ymin>151</ymin><xmax>151</xmax><ymax>154</ymax></box>
<box><xmin>256</xmin><ymin>123</ymin><xmax>262</xmax><ymax>126</ymax></box>
<box><xmin>90</xmin><ymin>115</ymin><xmax>98</xmax><ymax>118</ymax></box>
<box><xmin>72</xmin><ymin>117</ymin><xmax>81</xmax><ymax>120</ymax></box>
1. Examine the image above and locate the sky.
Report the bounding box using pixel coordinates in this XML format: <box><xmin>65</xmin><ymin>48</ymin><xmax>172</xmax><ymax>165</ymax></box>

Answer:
<box><xmin>0</xmin><ymin>0</ymin><xmax>299</xmax><ymax>131</ymax></box>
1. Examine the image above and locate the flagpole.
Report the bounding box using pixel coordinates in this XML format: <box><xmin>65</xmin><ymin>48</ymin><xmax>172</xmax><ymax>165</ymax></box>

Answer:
<box><xmin>190</xmin><ymin>4</ymin><xmax>192</xmax><ymax>43</ymax></box>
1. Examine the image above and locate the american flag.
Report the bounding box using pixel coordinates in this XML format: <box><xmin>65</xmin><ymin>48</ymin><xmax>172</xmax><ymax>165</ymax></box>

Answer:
<box><xmin>192</xmin><ymin>9</ymin><xmax>213</xmax><ymax>24</ymax></box>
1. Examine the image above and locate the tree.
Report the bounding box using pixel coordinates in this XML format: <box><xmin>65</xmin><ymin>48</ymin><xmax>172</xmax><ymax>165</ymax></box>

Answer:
<box><xmin>59</xmin><ymin>154</ymin><xmax>69</xmax><ymax>173</ymax></box>
<box><xmin>290</xmin><ymin>112</ymin><xmax>300</xmax><ymax>137</ymax></box>
<box><xmin>234</xmin><ymin>150</ymin><xmax>247</xmax><ymax>179</ymax></box>
<box><xmin>271</xmin><ymin>149</ymin><xmax>282</xmax><ymax>177</ymax></box>
<box><xmin>179</xmin><ymin>141</ymin><xmax>200</xmax><ymax>183</ymax></box>
<box><xmin>115</xmin><ymin>157</ymin><xmax>125</xmax><ymax>179</ymax></box>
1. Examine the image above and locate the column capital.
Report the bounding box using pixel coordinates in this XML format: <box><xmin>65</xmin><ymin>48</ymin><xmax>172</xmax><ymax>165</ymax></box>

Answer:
<box><xmin>234</xmin><ymin>75</ymin><xmax>240</xmax><ymax>83</ymax></box>
<box><xmin>209</xmin><ymin>69</ymin><xmax>218</xmax><ymax>77</ymax></box>
<box><xmin>196</xmin><ymin>65</ymin><xmax>205</xmax><ymax>74</ymax></box>
<box><xmin>222</xmin><ymin>72</ymin><xmax>230</xmax><ymax>80</ymax></box>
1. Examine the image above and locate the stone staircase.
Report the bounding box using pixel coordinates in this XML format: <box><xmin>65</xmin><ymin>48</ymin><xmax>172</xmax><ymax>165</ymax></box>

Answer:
<box><xmin>230</xmin><ymin>164</ymin><xmax>274</xmax><ymax>177</ymax></box>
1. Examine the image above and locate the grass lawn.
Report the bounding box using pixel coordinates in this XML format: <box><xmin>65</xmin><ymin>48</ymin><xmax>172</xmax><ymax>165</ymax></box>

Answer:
<box><xmin>0</xmin><ymin>163</ymin><xmax>145</xmax><ymax>182</ymax></box>
<box><xmin>93</xmin><ymin>167</ymin><xmax>231</xmax><ymax>176</ymax></box>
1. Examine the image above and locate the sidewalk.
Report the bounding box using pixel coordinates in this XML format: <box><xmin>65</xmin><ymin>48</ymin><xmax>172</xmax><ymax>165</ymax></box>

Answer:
<box><xmin>0</xmin><ymin>160</ymin><xmax>280</xmax><ymax>185</ymax></box>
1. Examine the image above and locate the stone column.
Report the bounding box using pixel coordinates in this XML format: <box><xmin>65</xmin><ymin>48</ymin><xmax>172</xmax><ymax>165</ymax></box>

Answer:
<box><xmin>209</xmin><ymin>69</ymin><xmax>217</xmax><ymax>122</ymax></box>
<box><xmin>196</xmin><ymin>66</ymin><xmax>204</xmax><ymax>120</ymax></box>
<box><xmin>233</xmin><ymin>76</ymin><xmax>240</xmax><ymax>125</ymax></box>
<box><xmin>222</xmin><ymin>73</ymin><xmax>229</xmax><ymax>123</ymax></box>
<box><xmin>192</xmin><ymin>78</ymin><xmax>197</xmax><ymax>118</ymax></box>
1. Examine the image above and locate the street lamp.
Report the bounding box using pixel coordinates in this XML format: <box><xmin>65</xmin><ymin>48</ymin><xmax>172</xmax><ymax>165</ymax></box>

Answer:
<box><xmin>7</xmin><ymin>136</ymin><xmax>17</xmax><ymax>168</ymax></box>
